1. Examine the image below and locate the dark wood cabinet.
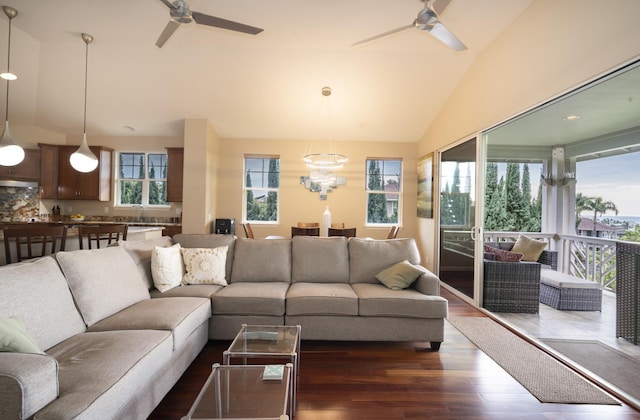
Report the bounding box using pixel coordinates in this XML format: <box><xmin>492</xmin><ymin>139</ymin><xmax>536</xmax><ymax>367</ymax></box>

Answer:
<box><xmin>0</xmin><ymin>148</ymin><xmax>40</xmax><ymax>181</ymax></box>
<box><xmin>166</xmin><ymin>147</ymin><xmax>183</xmax><ymax>202</ymax></box>
<box><xmin>57</xmin><ymin>145</ymin><xmax>113</xmax><ymax>201</ymax></box>
<box><xmin>38</xmin><ymin>144</ymin><xmax>59</xmax><ymax>199</ymax></box>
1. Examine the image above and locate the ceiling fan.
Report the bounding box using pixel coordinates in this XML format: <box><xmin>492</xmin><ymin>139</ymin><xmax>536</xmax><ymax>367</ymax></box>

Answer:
<box><xmin>155</xmin><ymin>0</ymin><xmax>264</xmax><ymax>48</ymax></box>
<box><xmin>352</xmin><ymin>0</ymin><xmax>467</xmax><ymax>51</ymax></box>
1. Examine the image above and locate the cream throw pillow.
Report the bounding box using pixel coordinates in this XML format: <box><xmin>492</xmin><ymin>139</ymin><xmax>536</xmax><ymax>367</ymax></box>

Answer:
<box><xmin>181</xmin><ymin>246</ymin><xmax>228</xmax><ymax>286</ymax></box>
<box><xmin>375</xmin><ymin>260</ymin><xmax>426</xmax><ymax>291</ymax></box>
<box><xmin>511</xmin><ymin>234</ymin><xmax>547</xmax><ymax>262</ymax></box>
<box><xmin>151</xmin><ymin>243</ymin><xmax>184</xmax><ymax>292</ymax></box>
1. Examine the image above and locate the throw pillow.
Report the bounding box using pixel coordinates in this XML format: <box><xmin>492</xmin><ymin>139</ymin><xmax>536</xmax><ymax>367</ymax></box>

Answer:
<box><xmin>181</xmin><ymin>246</ymin><xmax>228</xmax><ymax>286</ymax></box>
<box><xmin>0</xmin><ymin>317</ymin><xmax>45</xmax><ymax>354</ymax></box>
<box><xmin>484</xmin><ymin>245</ymin><xmax>523</xmax><ymax>262</ymax></box>
<box><xmin>151</xmin><ymin>243</ymin><xmax>184</xmax><ymax>292</ymax></box>
<box><xmin>511</xmin><ymin>234</ymin><xmax>547</xmax><ymax>262</ymax></box>
<box><xmin>375</xmin><ymin>260</ymin><xmax>426</xmax><ymax>291</ymax></box>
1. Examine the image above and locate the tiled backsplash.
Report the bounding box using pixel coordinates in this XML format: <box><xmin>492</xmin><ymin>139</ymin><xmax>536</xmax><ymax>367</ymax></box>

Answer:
<box><xmin>0</xmin><ymin>187</ymin><xmax>40</xmax><ymax>222</ymax></box>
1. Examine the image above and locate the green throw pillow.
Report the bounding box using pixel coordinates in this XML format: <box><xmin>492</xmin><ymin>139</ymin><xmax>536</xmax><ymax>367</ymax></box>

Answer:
<box><xmin>0</xmin><ymin>317</ymin><xmax>45</xmax><ymax>354</ymax></box>
<box><xmin>375</xmin><ymin>260</ymin><xmax>426</xmax><ymax>291</ymax></box>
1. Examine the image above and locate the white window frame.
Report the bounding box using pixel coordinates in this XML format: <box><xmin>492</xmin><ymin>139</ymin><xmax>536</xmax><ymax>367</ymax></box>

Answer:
<box><xmin>115</xmin><ymin>151</ymin><xmax>170</xmax><ymax>208</ymax></box>
<box><xmin>365</xmin><ymin>158</ymin><xmax>402</xmax><ymax>227</ymax></box>
<box><xmin>242</xmin><ymin>155</ymin><xmax>280</xmax><ymax>224</ymax></box>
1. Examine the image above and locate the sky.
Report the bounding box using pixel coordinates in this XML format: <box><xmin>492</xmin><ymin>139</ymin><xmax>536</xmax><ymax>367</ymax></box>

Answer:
<box><xmin>576</xmin><ymin>152</ymin><xmax>640</xmax><ymax>217</ymax></box>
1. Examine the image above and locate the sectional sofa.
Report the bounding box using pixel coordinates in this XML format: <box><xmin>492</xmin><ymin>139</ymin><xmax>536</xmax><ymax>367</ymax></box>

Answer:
<box><xmin>0</xmin><ymin>234</ymin><xmax>448</xmax><ymax>419</ymax></box>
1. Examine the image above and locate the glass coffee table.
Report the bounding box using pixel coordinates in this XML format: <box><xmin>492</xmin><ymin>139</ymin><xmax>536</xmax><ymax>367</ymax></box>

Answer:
<box><xmin>223</xmin><ymin>324</ymin><xmax>301</xmax><ymax>416</ymax></box>
<box><xmin>182</xmin><ymin>363</ymin><xmax>292</xmax><ymax>420</ymax></box>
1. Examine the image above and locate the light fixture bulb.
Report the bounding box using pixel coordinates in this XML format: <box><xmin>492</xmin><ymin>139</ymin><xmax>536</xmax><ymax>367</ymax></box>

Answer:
<box><xmin>0</xmin><ymin>72</ymin><xmax>16</xmax><ymax>80</ymax></box>
<box><xmin>70</xmin><ymin>133</ymin><xmax>98</xmax><ymax>173</ymax></box>
<box><xmin>0</xmin><ymin>121</ymin><xmax>24</xmax><ymax>166</ymax></box>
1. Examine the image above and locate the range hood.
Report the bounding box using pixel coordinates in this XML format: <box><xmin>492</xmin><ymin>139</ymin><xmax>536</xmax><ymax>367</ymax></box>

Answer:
<box><xmin>0</xmin><ymin>179</ymin><xmax>39</xmax><ymax>188</ymax></box>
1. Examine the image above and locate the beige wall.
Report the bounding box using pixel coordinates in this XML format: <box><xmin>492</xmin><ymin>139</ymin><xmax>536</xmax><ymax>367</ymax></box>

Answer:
<box><xmin>417</xmin><ymin>0</ymin><xmax>640</xmax><ymax>270</ymax></box>
<box><xmin>215</xmin><ymin>137</ymin><xmax>419</xmax><ymax>241</ymax></box>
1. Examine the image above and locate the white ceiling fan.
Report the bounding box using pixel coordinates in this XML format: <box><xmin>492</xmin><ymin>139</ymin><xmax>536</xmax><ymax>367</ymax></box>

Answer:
<box><xmin>353</xmin><ymin>0</ymin><xmax>467</xmax><ymax>51</ymax></box>
<box><xmin>155</xmin><ymin>0</ymin><xmax>264</xmax><ymax>48</ymax></box>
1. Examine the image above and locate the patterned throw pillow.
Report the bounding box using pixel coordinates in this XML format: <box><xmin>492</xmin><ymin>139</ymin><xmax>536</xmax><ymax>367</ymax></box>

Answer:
<box><xmin>484</xmin><ymin>245</ymin><xmax>523</xmax><ymax>262</ymax></box>
<box><xmin>151</xmin><ymin>243</ymin><xmax>184</xmax><ymax>292</ymax></box>
<box><xmin>181</xmin><ymin>246</ymin><xmax>228</xmax><ymax>286</ymax></box>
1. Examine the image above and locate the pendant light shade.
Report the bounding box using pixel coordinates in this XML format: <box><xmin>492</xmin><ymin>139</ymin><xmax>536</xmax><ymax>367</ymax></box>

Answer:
<box><xmin>70</xmin><ymin>33</ymin><xmax>98</xmax><ymax>173</ymax></box>
<box><xmin>0</xmin><ymin>6</ymin><xmax>24</xmax><ymax>167</ymax></box>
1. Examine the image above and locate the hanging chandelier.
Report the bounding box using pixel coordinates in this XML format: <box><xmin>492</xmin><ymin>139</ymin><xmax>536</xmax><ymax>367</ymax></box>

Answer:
<box><xmin>70</xmin><ymin>33</ymin><xmax>99</xmax><ymax>173</ymax></box>
<box><xmin>0</xmin><ymin>5</ymin><xmax>25</xmax><ymax>167</ymax></box>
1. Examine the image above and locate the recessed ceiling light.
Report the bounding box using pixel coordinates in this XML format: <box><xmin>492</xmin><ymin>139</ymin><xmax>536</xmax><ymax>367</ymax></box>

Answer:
<box><xmin>564</xmin><ymin>115</ymin><xmax>580</xmax><ymax>121</ymax></box>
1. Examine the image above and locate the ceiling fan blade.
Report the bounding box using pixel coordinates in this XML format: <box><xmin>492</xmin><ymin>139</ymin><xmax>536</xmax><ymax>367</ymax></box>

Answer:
<box><xmin>429</xmin><ymin>22</ymin><xmax>467</xmax><ymax>51</ymax></box>
<box><xmin>431</xmin><ymin>0</ymin><xmax>453</xmax><ymax>16</ymax></box>
<box><xmin>156</xmin><ymin>20</ymin><xmax>180</xmax><ymax>48</ymax></box>
<box><xmin>192</xmin><ymin>11</ymin><xmax>263</xmax><ymax>35</ymax></box>
<box><xmin>351</xmin><ymin>24</ymin><xmax>413</xmax><ymax>47</ymax></box>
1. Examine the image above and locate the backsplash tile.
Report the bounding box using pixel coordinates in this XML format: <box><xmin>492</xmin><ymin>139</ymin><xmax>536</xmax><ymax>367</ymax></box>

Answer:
<box><xmin>0</xmin><ymin>186</ymin><xmax>40</xmax><ymax>222</ymax></box>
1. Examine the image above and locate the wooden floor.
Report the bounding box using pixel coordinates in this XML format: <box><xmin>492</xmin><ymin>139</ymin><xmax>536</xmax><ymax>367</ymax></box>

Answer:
<box><xmin>149</xmin><ymin>289</ymin><xmax>640</xmax><ymax>419</ymax></box>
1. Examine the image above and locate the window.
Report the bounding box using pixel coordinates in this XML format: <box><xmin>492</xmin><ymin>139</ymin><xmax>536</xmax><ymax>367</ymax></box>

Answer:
<box><xmin>366</xmin><ymin>159</ymin><xmax>401</xmax><ymax>225</ymax></box>
<box><xmin>117</xmin><ymin>152</ymin><xmax>168</xmax><ymax>206</ymax></box>
<box><xmin>244</xmin><ymin>156</ymin><xmax>280</xmax><ymax>222</ymax></box>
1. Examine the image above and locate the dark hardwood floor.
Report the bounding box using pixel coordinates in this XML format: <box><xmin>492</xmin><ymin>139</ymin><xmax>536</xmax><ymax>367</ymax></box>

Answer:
<box><xmin>149</xmin><ymin>288</ymin><xmax>640</xmax><ymax>419</ymax></box>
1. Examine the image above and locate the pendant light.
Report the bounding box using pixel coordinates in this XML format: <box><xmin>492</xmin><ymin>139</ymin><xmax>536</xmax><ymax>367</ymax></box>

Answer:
<box><xmin>70</xmin><ymin>33</ymin><xmax>98</xmax><ymax>173</ymax></box>
<box><xmin>0</xmin><ymin>6</ymin><xmax>24</xmax><ymax>167</ymax></box>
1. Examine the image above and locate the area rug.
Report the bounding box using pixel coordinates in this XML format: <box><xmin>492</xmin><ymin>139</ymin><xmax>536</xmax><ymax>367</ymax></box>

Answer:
<box><xmin>541</xmin><ymin>338</ymin><xmax>640</xmax><ymax>402</ymax></box>
<box><xmin>447</xmin><ymin>317</ymin><xmax>619</xmax><ymax>405</ymax></box>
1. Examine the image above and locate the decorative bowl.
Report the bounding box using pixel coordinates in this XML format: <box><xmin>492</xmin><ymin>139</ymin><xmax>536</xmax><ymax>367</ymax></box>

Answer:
<box><xmin>70</xmin><ymin>216</ymin><xmax>85</xmax><ymax>222</ymax></box>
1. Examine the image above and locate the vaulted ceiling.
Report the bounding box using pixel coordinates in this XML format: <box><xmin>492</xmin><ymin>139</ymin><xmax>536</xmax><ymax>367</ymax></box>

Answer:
<box><xmin>2</xmin><ymin>0</ymin><xmax>533</xmax><ymax>141</ymax></box>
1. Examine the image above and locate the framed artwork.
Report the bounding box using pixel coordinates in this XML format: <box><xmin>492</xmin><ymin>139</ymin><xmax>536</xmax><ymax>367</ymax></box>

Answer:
<box><xmin>417</xmin><ymin>153</ymin><xmax>434</xmax><ymax>219</ymax></box>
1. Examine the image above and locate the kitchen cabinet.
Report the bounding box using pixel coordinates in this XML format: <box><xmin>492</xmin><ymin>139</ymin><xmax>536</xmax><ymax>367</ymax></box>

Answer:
<box><xmin>57</xmin><ymin>145</ymin><xmax>113</xmax><ymax>201</ymax></box>
<box><xmin>166</xmin><ymin>147</ymin><xmax>183</xmax><ymax>202</ymax></box>
<box><xmin>38</xmin><ymin>143</ymin><xmax>59</xmax><ymax>199</ymax></box>
<box><xmin>0</xmin><ymin>148</ymin><xmax>40</xmax><ymax>182</ymax></box>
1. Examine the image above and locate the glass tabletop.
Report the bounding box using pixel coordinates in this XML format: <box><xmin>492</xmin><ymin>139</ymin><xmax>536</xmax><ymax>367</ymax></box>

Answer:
<box><xmin>226</xmin><ymin>325</ymin><xmax>300</xmax><ymax>356</ymax></box>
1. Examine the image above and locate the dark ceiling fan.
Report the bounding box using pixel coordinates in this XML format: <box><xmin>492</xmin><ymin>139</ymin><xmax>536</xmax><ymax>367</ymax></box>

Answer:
<box><xmin>352</xmin><ymin>0</ymin><xmax>467</xmax><ymax>51</ymax></box>
<box><xmin>155</xmin><ymin>0</ymin><xmax>264</xmax><ymax>48</ymax></box>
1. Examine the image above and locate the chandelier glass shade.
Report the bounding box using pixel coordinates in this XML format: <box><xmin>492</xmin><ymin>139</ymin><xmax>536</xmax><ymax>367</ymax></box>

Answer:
<box><xmin>70</xmin><ymin>33</ymin><xmax>98</xmax><ymax>173</ymax></box>
<box><xmin>0</xmin><ymin>5</ymin><xmax>24</xmax><ymax>167</ymax></box>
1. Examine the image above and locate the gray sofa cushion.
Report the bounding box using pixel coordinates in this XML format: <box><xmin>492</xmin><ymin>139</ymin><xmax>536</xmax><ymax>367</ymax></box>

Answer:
<box><xmin>39</xmin><ymin>329</ymin><xmax>172</xmax><ymax>419</ymax></box>
<box><xmin>150</xmin><ymin>284</ymin><xmax>223</xmax><ymax>299</ymax></box>
<box><xmin>349</xmin><ymin>238</ymin><xmax>421</xmax><ymax>284</ymax></box>
<box><xmin>213</xmin><ymin>282</ymin><xmax>289</xmax><ymax>316</ymax></box>
<box><xmin>286</xmin><ymin>283</ymin><xmax>358</xmax><ymax>316</ymax></box>
<box><xmin>352</xmin><ymin>283</ymin><xmax>449</xmax><ymax>319</ymax></box>
<box><xmin>291</xmin><ymin>236</ymin><xmax>349</xmax><ymax>284</ymax></box>
<box><xmin>56</xmin><ymin>247</ymin><xmax>151</xmax><ymax>327</ymax></box>
<box><xmin>86</xmin><ymin>297</ymin><xmax>211</xmax><ymax>349</ymax></box>
<box><xmin>0</xmin><ymin>256</ymin><xmax>86</xmax><ymax>350</ymax></box>
<box><xmin>172</xmin><ymin>233</ymin><xmax>236</xmax><ymax>281</ymax></box>
<box><xmin>231</xmin><ymin>238</ymin><xmax>291</xmax><ymax>283</ymax></box>
<box><xmin>115</xmin><ymin>236</ymin><xmax>173</xmax><ymax>289</ymax></box>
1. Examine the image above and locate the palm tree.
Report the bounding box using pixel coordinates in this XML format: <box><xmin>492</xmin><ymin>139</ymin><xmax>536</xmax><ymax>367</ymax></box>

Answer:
<box><xmin>584</xmin><ymin>196</ymin><xmax>618</xmax><ymax>237</ymax></box>
<box><xmin>575</xmin><ymin>192</ymin><xmax>591</xmax><ymax>232</ymax></box>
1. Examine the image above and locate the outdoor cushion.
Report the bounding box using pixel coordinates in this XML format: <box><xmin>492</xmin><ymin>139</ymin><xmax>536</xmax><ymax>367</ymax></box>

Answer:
<box><xmin>291</xmin><ymin>236</ymin><xmax>349</xmax><ymax>283</ymax></box>
<box><xmin>349</xmin><ymin>238</ymin><xmax>421</xmax><ymax>284</ymax></box>
<box><xmin>213</xmin><ymin>282</ymin><xmax>289</xmax><ymax>316</ymax></box>
<box><xmin>484</xmin><ymin>245</ymin><xmax>523</xmax><ymax>262</ymax></box>
<box><xmin>512</xmin><ymin>234</ymin><xmax>547</xmax><ymax>262</ymax></box>
<box><xmin>352</xmin><ymin>283</ymin><xmax>448</xmax><ymax>319</ymax></box>
<box><xmin>231</xmin><ymin>239</ymin><xmax>292</xmax><ymax>283</ymax></box>
<box><xmin>56</xmin><ymin>246</ymin><xmax>151</xmax><ymax>326</ymax></box>
<box><xmin>286</xmin><ymin>283</ymin><xmax>358</xmax><ymax>315</ymax></box>
<box><xmin>0</xmin><ymin>256</ymin><xmax>86</xmax><ymax>350</ymax></box>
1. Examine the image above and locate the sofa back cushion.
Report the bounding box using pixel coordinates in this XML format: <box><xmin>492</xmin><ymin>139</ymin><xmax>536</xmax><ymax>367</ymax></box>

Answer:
<box><xmin>56</xmin><ymin>246</ymin><xmax>150</xmax><ymax>326</ymax></box>
<box><xmin>116</xmin><ymin>236</ymin><xmax>173</xmax><ymax>289</ymax></box>
<box><xmin>231</xmin><ymin>238</ymin><xmax>291</xmax><ymax>283</ymax></box>
<box><xmin>0</xmin><ymin>256</ymin><xmax>86</xmax><ymax>350</ymax></box>
<box><xmin>349</xmin><ymin>238</ymin><xmax>421</xmax><ymax>284</ymax></box>
<box><xmin>172</xmin><ymin>233</ymin><xmax>236</xmax><ymax>281</ymax></box>
<box><xmin>291</xmin><ymin>236</ymin><xmax>349</xmax><ymax>283</ymax></box>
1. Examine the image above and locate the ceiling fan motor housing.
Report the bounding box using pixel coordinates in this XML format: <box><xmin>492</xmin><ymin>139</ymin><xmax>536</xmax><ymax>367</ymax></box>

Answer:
<box><xmin>415</xmin><ymin>8</ymin><xmax>438</xmax><ymax>30</ymax></box>
<box><xmin>170</xmin><ymin>0</ymin><xmax>192</xmax><ymax>23</ymax></box>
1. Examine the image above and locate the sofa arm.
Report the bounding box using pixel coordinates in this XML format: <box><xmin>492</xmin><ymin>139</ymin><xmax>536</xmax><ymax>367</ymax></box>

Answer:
<box><xmin>538</xmin><ymin>250</ymin><xmax>558</xmax><ymax>270</ymax></box>
<box><xmin>412</xmin><ymin>266</ymin><xmax>441</xmax><ymax>296</ymax></box>
<box><xmin>0</xmin><ymin>353</ymin><xmax>58</xmax><ymax>420</ymax></box>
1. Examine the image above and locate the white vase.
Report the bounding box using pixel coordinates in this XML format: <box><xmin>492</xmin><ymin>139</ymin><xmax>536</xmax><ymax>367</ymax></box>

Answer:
<box><xmin>321</xmin><ymin>206</ymin><xmax>331</xmax><ymax>237</ymax></box>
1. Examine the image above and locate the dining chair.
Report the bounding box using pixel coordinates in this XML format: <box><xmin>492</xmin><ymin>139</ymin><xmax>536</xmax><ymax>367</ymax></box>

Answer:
<box><xmin>297</xmin><ymin>222</ymin><xmax>319</xmax><ymax>228</ymax></box>
<box><xmin>328</xmin><ymin>227</ymin><xmax>356</xmax><ymax>238</ymax></box>
<box><xmin>242</xmin><ymin>223</ymin><xmax>254</xmax><ymax>239</ymax></box>
<box><xmin>78</xmin><ymin>224</ymin><xmax>128</xmax><ymax>249</ymax></box>
<box><xmin>3</xmin><ymin>224</ymin><xmax>68</xmax><ymax>263</ymax></box>
<box><xmin>387</xmin><ymin>225</ymin><xmax>399</xmax><ymax>239</ymax></box>
<box><xmin>331</xmin><ymin>222</ymin><xmax>345</xmax><ymax>229</ymax></box>
<box><xmin>291</xmin><ymin>227</ymin><xmax>320</xmax><ymax>237</ymax></box>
